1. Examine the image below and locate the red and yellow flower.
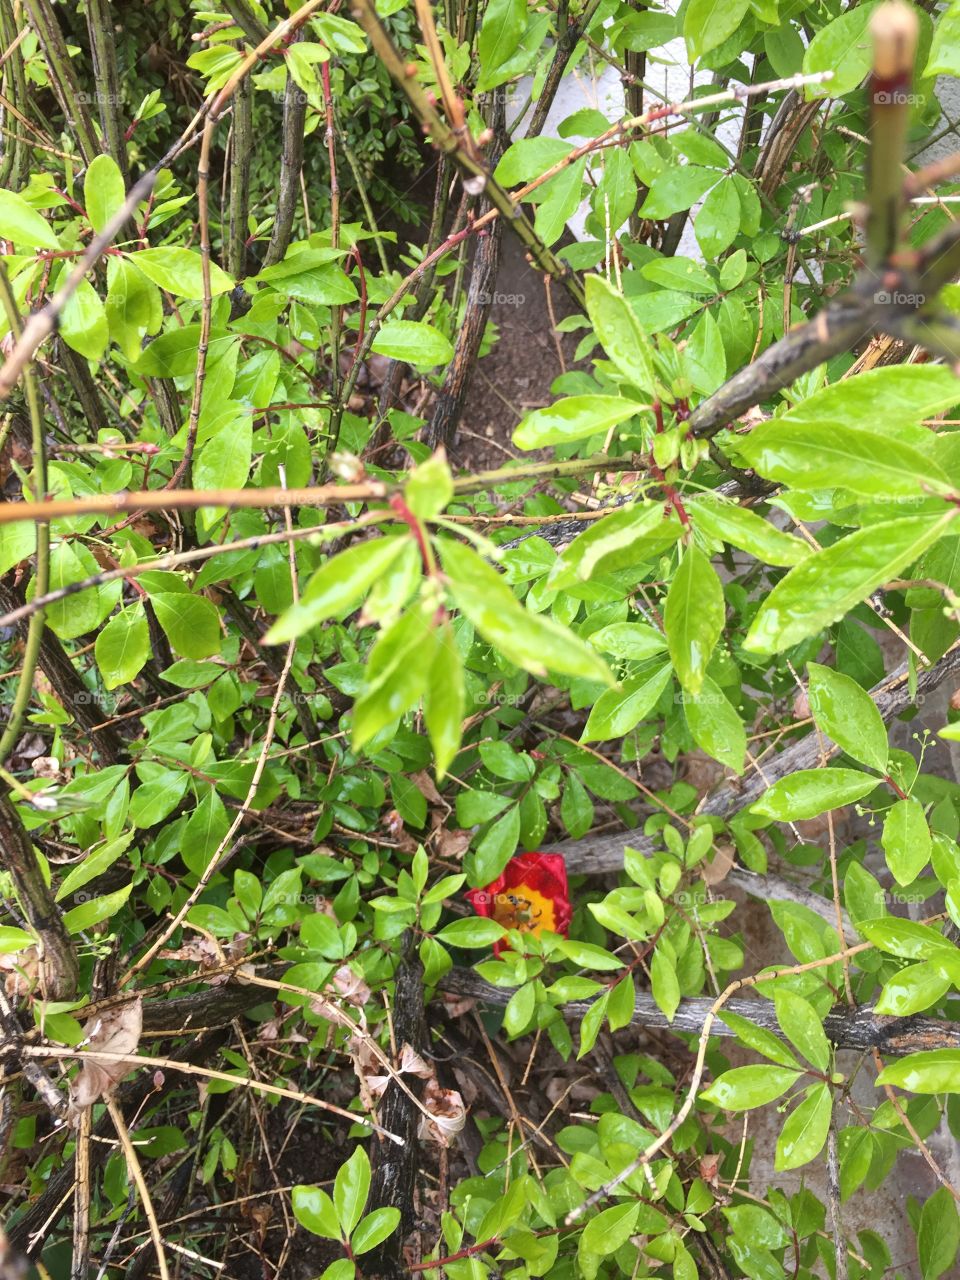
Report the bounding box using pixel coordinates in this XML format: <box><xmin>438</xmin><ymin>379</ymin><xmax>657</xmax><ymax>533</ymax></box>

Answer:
<box><xmin>466</xmin><ymin>853</ymin><xmax>572</xmax><ymax>953</ymax></box>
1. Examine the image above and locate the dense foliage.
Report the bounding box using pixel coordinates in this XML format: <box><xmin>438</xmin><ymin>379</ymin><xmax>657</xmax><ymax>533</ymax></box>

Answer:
<box><xmin>1</xmin><ymin>0</ymin><xmax>960</xmax><ymax>1278</ymax></box>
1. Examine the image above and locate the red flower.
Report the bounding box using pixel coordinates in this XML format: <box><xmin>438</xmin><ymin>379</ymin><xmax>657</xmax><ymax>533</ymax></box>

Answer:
<box><xmin>466</xmin><ymin>853</ymin><xmax>572</xmax><ymax>953</ymax></box>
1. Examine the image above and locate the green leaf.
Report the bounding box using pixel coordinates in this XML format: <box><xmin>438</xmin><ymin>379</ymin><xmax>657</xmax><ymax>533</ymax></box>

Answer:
<box><xmin>882</xmin><ymin>796</ymin><xmax>932</xmax><ymax>886</ymax></box>
<box><xmin>736</xmin><ymin>422</ymin><xmax>950</xmax><ymax>498</ymax></box>
<box><xmin>0</xmin><ymin>925</ymin><xmax>36</xmax><ymax>953</ymax></box>
<box><xmin>352</xmin><ymin>606</ymin><xmax>436</xmax><ymax>748</ymax></box>
<box><xmin>133</xmin><ymin>325</ymin><xmax>235</xmax><ymax>377</ymax></box>
<box><xmin>856</xmin><ymin>917</ymin><xmax>955</xmax><ymax>961</ymax></box>
<box><xmin>581</xmin><ymin>661</ymin><xmax>672</xmax><ymax>742</ymax></box>
<box><xmin>639</xmin><ymin>166</ymin><xmax>718</xmax><ymax>219</ymax></box>
<box><xmin>664</xmin><ymin>545</ymin><xmax>724</xmax><ymax>695</ymax></box>
<box><xmin>292</xmin><ymin>1185</ymin><xmax>341</xmax><ymax>1239</ymax></box>
<box><xmin>684</xmin><ymin>0</ymin><xmax>750</xmax><ymax>58</ymax></box>
<box><xmin>493</xmin><ymin>136</ymin><xmax>572</xmax><ymax>187</ymax></box>
<box><xmin>504</xmin><ymin>981</ymin><xmax>536</xmax><ymax>1036</ymax></box>
<box><xmin>0</xmin><ymin>520</ymin><xmax>35</xmax><ymax>575</ymax></box>
<box><xmin>557</xmin><ymin>938</ymin><xmax>623</xmax><ymax>970</ymax></box>
<box><xmin>371</xmin><ymin>320</ymin><xmax>453</xmax><ymax>369</ymax></box>
<box><xmin>44</xmin><ymin>541</ymin><xmax>117</xmax><ymax>640</ymax></box>
<box><xmin>917</xmin><ymin>1187</ymin><xmax>960</xmax><ymax>1280</ymax></box>
<box><xmin>405</xmin><ymin>452</ymin><xmax>453</xmax><ymax>520</ymax></box>
<box><xmin>130</xmin><ymin>773</ymin><xmax>190</xmax><ymax>828</ymax></box>
<box><xmin>150</xmin><ymin>593</ymin><xmax>221</xmax><ymax>659</ymax></box>
<box><xmin>266</xmin><ymin>537</ymin><xmax>410</xmax><ymax>643</ymax></box>
<box><xmin>195</xmin><ymin>416</ymin><xmax>253</xmax><ymax>496</ymax></box>
<box><xmin>561</xmin><ymin>771</ymin><xmax>595</xmax><ymax>840</ymax></box>
<box><xmin>876</xmin><ymin>1049</ymin><xmax>960</xmax><ymax>1094</ymax></box>
<box><xmin>440</xmin><ymin>540</ymin><xmax>612</xmax><ymax>685</ymax></box>
<box><xmin>513</xmin><ymin>395</ymin><xmax>644</xmax><ymax>450</ymax></box>
<box><xmin>775</xmin><ymin>1083</ymin><xmax>831</xmax><ymax>1171</ymax></box>
<box><xmin>875</xmin><ymin>961</ymin><xmax>952</xmax><ymax>1016</ymax></box>
<box><xmin>54</xmin><ymin>829</ymin><xmax>131</xmax><ymax>901</ymax></box>
<box><xmin>584</xmin><ymin>275</ymin><xmax>655</xmax><ymax>393</ymax></box>
<box><xmin>587</xmin><ymin>622</ymin><xmax>667</xmax><ymax>661</ymax></box>
<box><xmin>534</xmin><ymin>157</ymin><xmax>587</xmax><ymax>245</ymax></box>
<box><xmin>95</xmin><ymin>605</ymin><xmax>150</xmax><ymax>690</ymax></box>
<box><xmin>651</xmin><ymin>940</ymin><xmax>680</xmax><ymax>1021</ymax></box>
<box><xmin>607</xmin><ymin>974</ymin><xmax>635</xmax><ymax>1031</ymax></box>
<box><xmin>776</xmin><ymin>366</ymin><xmax>960</xmax><ymax>436</ymax></box>
<box><xmin>803</xmin><ymin>5</ymin><xmax>880</xmax><ymax>98</ymax></box>
<box><xmin>695</xmin><ymin>178</ymin><xmax>740</xmax><ymax>258</ymax></box>
<box><xmin>807</xmin><ymin>662</ymin><xmax>888</xmax><ymax>771</ymax></box>
<box><xmin>469</xmin><ymin>803</ymin><xmax>521</xmax><ymax>885</ymax></box>
<box><xmin>690</xmin><ymin>495</ymin><xmax>809</xmax><ymax>567</ymax></box>
<box><xmin>106</xmin><ymin>256</ymin><xmax>158</xmax><ymax>362</ymax></box>
<box><xmin>352</xmin><ymin>1207</ymin><xmax>402</xmax><ymax>1255</ymax></box>
<box><xmin>701</xmin><ymin>1065</ymin><xmax>802</xmax><ymax>1111</ymax></box>
<box><xmin>435</xmin><ymin>917</ymin><xmax>506</xmax><ymax>948</ymax></box>
<box><xmin>476</xmin><ymin>0</ymin><xmax>526</xmax><ymax>87</ymax></box>
<box><xmin>59</xmin><ymin>275</ymin><xmax>108</xmax><ymax>360</ymax></box>
<box><xmin>683</xmin><ymin>676</ymin><xmax>746</xmax><ymax>774</ymax></box>
<box><xmin>581</xmin><ymin>1203</ymin><xmax>640</xmax><ymax>1259</ymax></box>
<box><xmin>84</xmin><ymin>154</ymin><xmax>126</xmax><ymax>234</ymax></box>
<box><xmin>424</xmin><ymin>624</ymin><xmax>464</xmax><ymax>780</ymax></box>
<box><xmin>334</xmin><ymin>1145</ymin><xmax>370</xmax><ymax>1236</ymax></box>
<box><xmin>773</xmin><ymin>989</ymin><xmax>830</xmax><ymax>1071</ymax></box>
<box><xmin>62</xmin><ymin>883</ymin><xmax>132</xmax><ymax>933</ymax></box>
<box><xmin>128</xmin><ymin>248</ymin><xmax>233</xmax><ymax>298</ymax></box>
<box><xmin>744</xmin><ymin>513</ymin><xmax>955</xmax><ymax>655</ymax></box>
<box><xmin>0</xmin><ymin>188</ymin><xmax>60</xmax><ymax>248</ymax></box>
<box><xmin>720</xmin><ymin>1009</ymin><xmax>803</xmax><ymax>1070</ymax></box>
<box><xmin>554</xmin><ymin>502</ymin><xmax>681</xmax><ymax>583</ymax></box>
<box><xmin>750</xmin><ymin>768</ymin><xmax>877</xmax><ymax>821</ymax></box>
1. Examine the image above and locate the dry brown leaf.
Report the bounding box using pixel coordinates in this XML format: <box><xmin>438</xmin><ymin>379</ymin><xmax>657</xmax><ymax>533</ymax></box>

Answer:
<box><xmin>418</xmin><ymin>1078</ymin><xmax>466</xmax><ymax>1147</ymax></box>
<box><xmin>440</xmin><ymin>991</ymin><xmax>476</xmax><ymax>1018</ymax></box>
<box><xmin>411</xmin><ymin>770</ymin><xmax>443</xmax><ymax>806</ymax></box>
<box><xmin>435</xmin><ymin>828</ymin><xmax>471</xmax><ymax>861</ymax></box>
<box><xmin>701</xmin><ymin>843</ymin><xmax>735</xmax><ymax>887</ymax></box>
<box><xmin>331</xmin><ymin>964</ymin><xmax>371</xmax><ymax>1009</ymax></box>
<box><xmin>31</xmin><ymin>756</ymin><xmax>61</xmax><ymax>781</ymax></box>
<box><xmin>0</xmin><ymin>947</ymin><xmax>38</xmax><ymax>998</ymax></box>
<box><xmin>68</xmin><ymin>997</ymin><xmax>143</xmax><ymax>1115</ymax></box>
<box><xmin>399</xmin><ymin>1042</ymin><xmax>432</xmax><ymax>1078</ymax></box>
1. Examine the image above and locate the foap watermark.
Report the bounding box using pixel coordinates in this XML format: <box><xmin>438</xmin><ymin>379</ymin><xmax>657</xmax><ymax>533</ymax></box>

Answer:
<box><xmin>77</xmin><ymin>90</ymin><xmax>123</xmax><ymax>106</ymax></box>
<box><xmin>874</xmin><ymin>289</ymin><xmax>925</xmax><ymax>306</ymax></box>
<box><xmin>873</xmin><ymin>89</ymin><xmax>922</xmax><ymax>106</ymax></box>
<box><xmin>477</xmin><ymin>689</ymin><xmax>525</xmax><ymax>707</ymax></box>
<box><xmin>476</xmin><ymin>290</ymin><xmax>526</xmax><ymax>307</ymax></box>
<box><xmin>474</xmin><ymin>87</ymin><xmax>527</xmax><ymax>110</ymax></box>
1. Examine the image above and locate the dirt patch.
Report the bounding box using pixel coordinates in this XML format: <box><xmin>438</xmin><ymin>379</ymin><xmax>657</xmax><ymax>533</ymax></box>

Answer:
<box><xmin>454</xmin><ymin>231</ymin><xmax>586</xmax><ymax>472</ymax></box>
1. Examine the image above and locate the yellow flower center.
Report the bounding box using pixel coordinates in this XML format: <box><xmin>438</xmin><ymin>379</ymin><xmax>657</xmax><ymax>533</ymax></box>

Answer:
<box><xmin>491</xmin><ymin>886</ymin><xmax>557</xmax><ymax>936</ymax></box>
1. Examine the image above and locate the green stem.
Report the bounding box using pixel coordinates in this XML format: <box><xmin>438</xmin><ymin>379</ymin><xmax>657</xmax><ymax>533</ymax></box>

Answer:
<box><xmin>0</xmin><ymin>264</ymin><xmax>48</xmax><ymax>766</ymax></box>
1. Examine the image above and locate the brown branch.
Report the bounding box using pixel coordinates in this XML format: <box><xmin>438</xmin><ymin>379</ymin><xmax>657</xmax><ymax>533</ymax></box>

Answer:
<box><xmin>0</xmin><ymin>795</ymin><xmax>77</xmax><ymax>999</ymax></box>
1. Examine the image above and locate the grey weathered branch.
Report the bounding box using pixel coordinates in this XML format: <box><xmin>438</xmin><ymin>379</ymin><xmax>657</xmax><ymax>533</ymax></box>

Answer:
<box><xmin>556</xmin><ymin>643</ymin><xmax>960</xmax><ymax>876</ymax></box>
<box><xmin>440</xmin><ymin>967</ymin><xmax>960</xmax><ymax>1054</ymax></box>
<box><xmin>262</xmin><ymin>36</ymin><xmax>307</xmax><ymax>269</ymax></box>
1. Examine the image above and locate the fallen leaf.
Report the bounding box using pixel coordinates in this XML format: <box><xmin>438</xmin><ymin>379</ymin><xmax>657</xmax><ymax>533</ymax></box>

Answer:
<box><xmin>701</xmin><ymin>843</ymin><xmax>735</xmax><ymax>887</ymax></box>
<box><xmin>68</xmin><ymin>997</ymin><xmax>143</xmax><ymax>1115</ymax></box>
<box><xmin>418</xmin><ymin>1079</ymin><xmax>466</xmax><ymax>1147</ymax></box>
<box><xmin>411</xmin><ymin>770</ymin><xmax>443</xmax><ymax>806</ymax></box>
<box><xmin>436</xmin><ymin>828</ymin><xmax>470</xmax><ymax>860</ymax></box>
